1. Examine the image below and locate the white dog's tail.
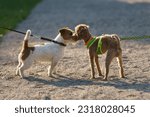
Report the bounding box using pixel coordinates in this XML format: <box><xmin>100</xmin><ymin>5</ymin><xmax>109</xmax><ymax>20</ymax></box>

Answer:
<box><xmin>24</xmin><ymin>30</ymin><xmax>31</xmax><ymax>40</ymax></box>
<box><xmin>22</xmin><ymin>30</ymin><xmax>31</xmax><ymax>49</ymax></box>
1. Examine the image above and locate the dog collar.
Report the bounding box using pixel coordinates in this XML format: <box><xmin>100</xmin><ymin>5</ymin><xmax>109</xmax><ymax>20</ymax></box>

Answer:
<box><xmin>96</xmin><ymin>37</ymin><xmax>103</xmax><ymax>55</ymax></box>
<box><xmin>85</xmin><ymin>37</ymin><xmax>97</xmax><ymax>48</ymax></box>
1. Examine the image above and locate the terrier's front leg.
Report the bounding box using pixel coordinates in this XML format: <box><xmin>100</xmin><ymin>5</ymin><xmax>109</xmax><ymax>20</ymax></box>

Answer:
<box><xmin>48</xmin><ymin>60</ymin><xmax>58</xmax><ymax>77</ymax></box>
<box><xmin>19</xmin><ymin>69</ymin><xmax>24</xmax><ymax>79</ymax></box>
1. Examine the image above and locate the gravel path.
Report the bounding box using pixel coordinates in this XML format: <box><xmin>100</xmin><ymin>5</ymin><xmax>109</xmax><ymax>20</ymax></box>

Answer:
<box><xmin>0</xmin><ymin>0</ymin><xmax>150</xmax><ymax>99</ymax></box>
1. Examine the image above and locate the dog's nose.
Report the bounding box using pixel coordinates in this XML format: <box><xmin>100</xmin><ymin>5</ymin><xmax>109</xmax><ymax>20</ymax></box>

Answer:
<box><xmin>72</xmin><ymin>33</ymin><xmax>76</xmax><ymax>36</ymax></box>
<box><xmin>72</xmin><ymin>33</ymin><xmax>78</xmax><ymax>41</ymax></box>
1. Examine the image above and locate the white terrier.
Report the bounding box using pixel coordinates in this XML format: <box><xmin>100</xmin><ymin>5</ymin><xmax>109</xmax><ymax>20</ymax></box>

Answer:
<box><xmin>16</xmin><ymin>28</ymin><xmax>77</xmax><ymax>78</ymax></box>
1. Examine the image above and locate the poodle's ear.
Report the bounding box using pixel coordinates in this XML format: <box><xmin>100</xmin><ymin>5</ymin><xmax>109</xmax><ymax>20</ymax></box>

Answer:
<box><xmin>85</xmin><ymin>25</ymin><xmax>89</xmax><ymax>28</ymax></box>
<box><xmin>81</xmin><ymin>24</ymin><xmax>89</xmax><ymax>28</ymax></box>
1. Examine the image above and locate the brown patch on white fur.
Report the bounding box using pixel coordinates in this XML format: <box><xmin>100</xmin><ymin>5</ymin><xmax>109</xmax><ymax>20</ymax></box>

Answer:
<box><xmin>20</xmin><ymin>30</ymin><xmax>34</xmax><ymax>61</ymax></box>
<box><xmin>59</xmin><ymin>27</ymin><xmax>77</xmax><ymax>41</ymax></box>
<box><xmin>16</xmin><ymin>28</ymin><xmax>77</xmax><ymax>78</ymax></box>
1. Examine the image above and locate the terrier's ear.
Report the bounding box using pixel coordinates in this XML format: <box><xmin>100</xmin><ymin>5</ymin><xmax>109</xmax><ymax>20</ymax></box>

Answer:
<box><xmin>85</xmin><ymin>25</ymin><xmax>89</xmax><ymax>28</ymax></box>
<box><xmin>59</xmin><ymin>28</ymin><xmax>66</xmax><ymax>34</ymax></box>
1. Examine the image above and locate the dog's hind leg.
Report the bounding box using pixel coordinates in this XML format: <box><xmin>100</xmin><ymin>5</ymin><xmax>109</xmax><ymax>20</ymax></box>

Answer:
<box><xmin>117</xmin><ymin>52</ymin><xmax>125</xmax><ymax>78</ymax></box>
<box><xmin>18</xmin><ymin>59</ymin><xmax>32</xmax><ymax>78</ymax></box>
<box><xmin>104</xmin><ymin>50</ymin><xmax>116</xmax><ymax>80</ymax></box>
<box><xmin>16</xmin><ymin>60</ymin><xmax>22</xmax><ymax>76</ymax></box>
<box><xmin>48</xmin><ymin>59</ymin><xmax>58</xmax><ymax>77</ymax></box>
<box><xmin>18</xmin><ymin>62</ymin><xmax>25</xmax><ymax>78</ymax></box>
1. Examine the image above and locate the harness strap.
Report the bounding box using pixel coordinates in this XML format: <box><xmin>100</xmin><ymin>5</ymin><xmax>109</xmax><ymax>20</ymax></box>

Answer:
<box><xmin>96</xmin><ymin>37</ymin><xmax>103</xmax><ymax>55</ymax></box>
<box><xmin>86</xmin><ymin>37</ymin><xmax>97</xmax><ymax>48</ymax></box>
<box><xmin>85</xmin><ymin>36</ymin><xmax>103</xmax><ymax>55</ymax></box>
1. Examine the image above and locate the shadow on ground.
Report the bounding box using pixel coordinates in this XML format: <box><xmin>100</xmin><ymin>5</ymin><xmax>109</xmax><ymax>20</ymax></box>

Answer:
<box><xmin>24</xmin><ymin>75</ymin><xmax>150</xmax><ymax>93</ymax></box>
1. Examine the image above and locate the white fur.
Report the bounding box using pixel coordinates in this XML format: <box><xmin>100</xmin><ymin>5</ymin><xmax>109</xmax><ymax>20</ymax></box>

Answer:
<box><xmin>24</xmin><ymin>30</ymin><xmax>31</xmax><ymax>40</ymax></box>
<box><xmin>16</xmin><ymin>32</ymin><xmax>68</xmax><ymax>78</ymax></box>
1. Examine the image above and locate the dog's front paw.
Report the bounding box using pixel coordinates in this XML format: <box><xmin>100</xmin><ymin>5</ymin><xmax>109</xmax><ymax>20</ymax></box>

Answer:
<box><xmin>90</xmin><ymin>76</ymin><xmax>95</xmax><ymax>79</ymax></box>
<box><xmin>16</xmin><ymin>73</ymin><xmax>19</xmax><ymax>76</ymax></box>
<box><xmin>53</xmin><ymin>71</ymin><xmax>58</xmax><ymax>75</ymax></box>
<box><xmin>102</xmin><ymin>77</ymin><xmax>108</xmax><ymax>81</ymax></box>
<box><xmin>18</xmin><ymin>73</ymin><xmax>24</xmax><ymax>79</ymax></box>
<box><xmin>99</xmin><ymin>74</ymin><xmax>104</xmax><ymax>77</ymax></box>
<box><xmin>48</xmin><ymin>74</ymin><xmax>52</xmax><ymax>77</ymax></box>
<box><xmin>48</xmin><ymin>73</ymin><xmax>55</xmax><ymax>78</ymax></box>
<box><xmin>20</xmin><ymin>75</ymin><xmax>24</xmax><ymax>79</ymax></box>
<box><xmin>121</xmin><ymin>76</ymin><xmax>126</xmax><ymax>78</ymax></box>
<box><xmin>120</xmin><ymin>74</ymin><xmax>125</xmax><ymax>78</ymax></box>
<box><xmin>16</xmin><ymin>70</ymin><xmax>19</xmax><ymax>76</ymax></box>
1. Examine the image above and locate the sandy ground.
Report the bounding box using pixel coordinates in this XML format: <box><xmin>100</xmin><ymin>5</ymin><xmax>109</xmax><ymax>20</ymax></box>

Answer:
<box><xmin>0</xmin><ymin>0</ymin><xmax>150</xmax><ymax>99</ymax></box>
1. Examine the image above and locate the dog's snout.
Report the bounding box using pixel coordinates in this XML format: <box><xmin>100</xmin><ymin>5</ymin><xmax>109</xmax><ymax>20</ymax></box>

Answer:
<box><xmin>72</xmin><ymin>33</ymin><xmax>78</xmax><ymax>41</ymax></box>
<box><xmin>72</xmin><ymin>33</ymin><xmax>77</xmax><ymax>36</ymax></box>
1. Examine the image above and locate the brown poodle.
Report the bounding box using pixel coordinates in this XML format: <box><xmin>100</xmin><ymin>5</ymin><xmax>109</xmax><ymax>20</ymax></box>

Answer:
<box><xmin>74</xmin><ymin>24</ymin><xmax>125</xmax><ymax>80</ymax></box>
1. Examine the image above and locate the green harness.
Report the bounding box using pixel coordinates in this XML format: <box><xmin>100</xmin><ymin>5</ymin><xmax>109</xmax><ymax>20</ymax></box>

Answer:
<box><xmin>86</xmin><ymin>37</ymin><xmax>103</xmax><ymax>55</ymax></box>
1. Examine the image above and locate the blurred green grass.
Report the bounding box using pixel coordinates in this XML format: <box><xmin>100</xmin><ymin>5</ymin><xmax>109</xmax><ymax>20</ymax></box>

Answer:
<box><xmin>0</xmin><ymin>0</ymin><xmax>41</xmax><ymax>40</ymax></box>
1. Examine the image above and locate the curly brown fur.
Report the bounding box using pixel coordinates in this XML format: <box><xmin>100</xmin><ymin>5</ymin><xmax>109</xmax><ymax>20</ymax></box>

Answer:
<box><xmin>74</xmin><ymin>24</ymin><xmax>125</xmax><ymax>80</ymax></box>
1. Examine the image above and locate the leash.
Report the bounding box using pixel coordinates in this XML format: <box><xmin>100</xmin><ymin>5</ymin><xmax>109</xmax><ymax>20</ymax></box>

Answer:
<box><xmin>1</xmin><ymin>27</ymin><xmax>150</xmax><ymax>44</ymax></box>
<box><xmin>0</xmin><ymin>27</ymin><xmax>66</xmax><ymax>46</ymax></box>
